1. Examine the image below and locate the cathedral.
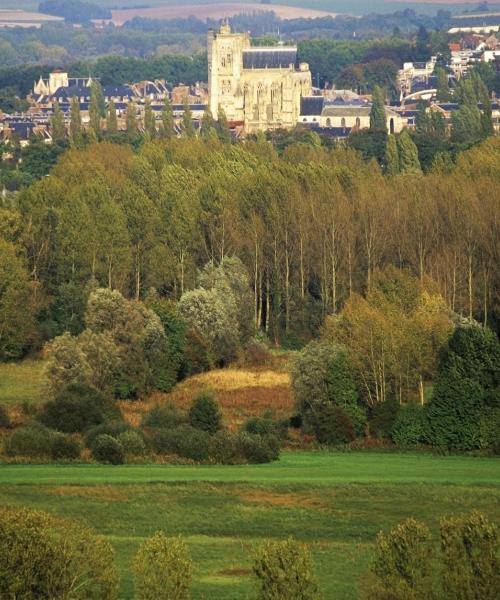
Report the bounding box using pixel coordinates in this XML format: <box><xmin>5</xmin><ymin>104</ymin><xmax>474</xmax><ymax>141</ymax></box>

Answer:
<box><xmin>208</xmin><ymin>23</ymin><xmax>312</xmax><ymax>133</ymax></box>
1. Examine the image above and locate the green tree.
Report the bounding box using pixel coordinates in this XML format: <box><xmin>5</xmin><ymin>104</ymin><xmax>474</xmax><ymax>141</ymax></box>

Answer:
<box><xmin>0</xmin><ymin>238</ymin><xmax>35</xmax><ymax>361</ymax></box>
<box><xmin>397</xmin><ymin>129</ymin><xmax>421</xmax><ymax>174</ymax></box>
<box><xmin>188</xmin><ymin>390</ymin><xmax>222</xmax><ymax>434</ymax></box>
<box><xmin>181</xmin><ymin>98</ymin><xmax>195</xmax><ymax>138</ymax></box>
<box><xmin>253</xmin><ymin>537</ymin><xmax>320</xmax><ymax>600</ymax></box>
<box><xmin>425</xmin><ymin>324</ymin><xmax>500</xmax><ymax>450</ymax></box>
<box><xmin>144</xmin><ymin>97</ymin><xmax>156</xmax><ymax>138</ymax></box>
<box><xmin>217</xmin><ymin>105</ymin><xmax>231</xmax><ymax>143</ymax></box>
<box><xmin>384</xmin><ymin>133</ymin><xmax>399</xmax><ymax>175</ymax></box>
<box><xmin>134</xmin><ymin>532</ymin><xmax>192</xmax><ymax>600</ymax></box>
<box><xmin>51</xmin><ymin>101</ymin><xmax>66</xmax><ymax>143</ymax></box>
<box><xmin>435</xmin><ymin>67</ymin><xmax>451</xmax><ymax>102</ymax></box>
<box><xmin>43</xmin><ymin>331</ymin><xmax>92</xmax><ymax>396</ymax></box>
<box><xmin>200</xmin><ymin>106</ymin><xmax>216</xmax><ymax>140</ymax></box>
<box><xmin>0</xmin><ymin>507</ymin><xmax>118</xmax><ymax>599</ymax></box>
<box><xmin>106</xmin><ymin>99</ymin><xmax>118</xmax><ymax>135</ymax></box>
<box><xmin>126</xmin><ymin>100</ymin><xmax>138</xmax><ymax>137</ymax></box>
<box><xmin>89</xmin><ymin>80</ymin><xmax>105</xmax><ymax>138</ymax></box>
<box><xmin>160</xmin><ymin>95</ymin><xmax>175</xmax><ymax>139</ymax></box>
<box><xmin>69</xmin><ymin>96</ymin><xmax>83</xmax><ymax>147</ymax></box>
<box><xmin>370</xmin><ymin>85</ymin><xmax>387</xmax><ymax>133</ymax></box>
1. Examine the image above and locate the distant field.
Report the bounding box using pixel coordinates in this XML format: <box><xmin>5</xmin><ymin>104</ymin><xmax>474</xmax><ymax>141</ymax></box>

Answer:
<box><xmin>111</xmin><ymin>3</ymin><xmax>338</xmax><ymax>26</ymax></box>
<box><xmin>0</xmin><ymin>360</ymin><xmax>44</xmax><ymax>408</ymax></box>
<box><xmin>1</xmin><ymin>452</ymin><xmax>498</xmax><ymax>599</ymax></box>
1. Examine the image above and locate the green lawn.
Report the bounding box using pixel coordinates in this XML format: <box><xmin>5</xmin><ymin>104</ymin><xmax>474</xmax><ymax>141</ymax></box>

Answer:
<box><xmin>0</xmin><ymin>360</ymin><xmax>45</xmax><ymax>407</ymax></box>
<box><xmin>1</xmin><ymin>452</ymin><xmax>499</xmax><ymax>599</ymax></box>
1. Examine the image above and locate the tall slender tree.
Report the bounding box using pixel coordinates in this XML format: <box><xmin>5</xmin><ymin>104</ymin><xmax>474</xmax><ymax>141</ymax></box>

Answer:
<box><xmin>397</xmin><ymin>129</ymin><xmax>422</xmax><ymax>174</ymax></box>
<box><xmin>370</xmin><ymin>86</ymin><xmax>387</xmax><ymax>133</ymax></box>
<box><xmin>89</xmin><ymin>81</ymin><xmax>105</xmax><ymax>138</ymax></box>
<box><xmin>106</xmin><ymin>100</ymin><xmax>118</xmax><ymax>135</ymax></box>
<box><xmin>126</xmin><ymin>100</ymin><xmax>138</xmax><ymax>137</ymax></box>
<box><xmin>144</xmin><ymin>98</ymin><xmax>156</xmax><ymax>138</ymax></box>
<box><xmin>51</xmin><ymin>102</ymin><xmax>66</xmax><ymax>144</ymax></box>
<box><xmin>217</xmin><ymin>105</ymin><xmax>231</xmax><ymax>143</ymax></box>
<box><xmin>160</xmin><ymin>96</ymin><xmax>175</xmax><ymax>139</ymax></box>
<box><xmin>69</xmin><ymin>96</ymin><xmax>83</xmax><ymax>147</ymax></box>
<box><xmin>181</xmin><ymin>98</ymin><xmax>195</xmax><ymax>138</ymax></box>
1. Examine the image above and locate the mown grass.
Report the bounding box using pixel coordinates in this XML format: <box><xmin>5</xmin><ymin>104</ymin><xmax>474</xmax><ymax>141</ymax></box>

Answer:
<box><xmin>0</xmin><ymin>452</ymin><xmax>498</xmax><ymax>599</ymax></box>
<box><xmin>0</xmin><ymin>360</ymin><xmax>45</xmax><ymax>407</ymax></box>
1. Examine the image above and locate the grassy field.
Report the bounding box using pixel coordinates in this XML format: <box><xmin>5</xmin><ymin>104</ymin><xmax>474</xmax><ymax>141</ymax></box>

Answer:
<box><xmin>1</xmin><ymin>452</ymin><xmax>499</xmax><ymax>599</ymax></box>
<box><xmin>0</xmin><ymin>359</ymin><xmax>44</xmax><ymax>408</ymax></box>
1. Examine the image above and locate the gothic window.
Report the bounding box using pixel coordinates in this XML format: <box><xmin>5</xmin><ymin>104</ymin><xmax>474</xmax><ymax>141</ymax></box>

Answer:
<box><xmin>227</xmin><ymin>53</ymin><xmax>232</xmax><ymax>67</ymax></box>
<box><xmin>341</xmin><ymin>118</ymin><xmax>346</xmax><ymax>127</ymax></box>
<box><xmin>355</xmin><ymin>117</ymin><xmax>361</xmax><ymax>128</ymax></box>
<box><xmin>327</xmin><ymin>118</ymin><xmax>332</xmax><ymax>127</ymax></box>
<box><xmin>221</xmin><ymin>56</ymin><xmax>226</xmax><ymax>68</ymax></box>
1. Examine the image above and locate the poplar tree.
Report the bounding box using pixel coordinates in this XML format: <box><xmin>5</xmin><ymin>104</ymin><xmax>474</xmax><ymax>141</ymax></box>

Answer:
<box><xmin>181</xmin><ymin>98</ymin><xmax>195</xmax><ymax>138</ymax></box>
<box><xmin>397</xmin><ymin>129</ymin><xmax>421</xmax><ymax>174</ymax></box>
<box><xmin>435</xmin><ymin>67</ymin><xmax>451</xmax><ymax>102</ymax></box>
<box><xmin>106</xmin><ymin>100</ymin><xmax>118</xmax><ymax>135</ymax></box>
<box><xmin>51</xmin><ymin>102</ymin><xmax>66</xmax><ymax>143</ymax></box>
<box><xmin>69</xmin><ymin>96</ymin><xmax>83</xmax><ymax>147</ymax></box>
<box><xmin>144</xmin><ymin>98</ymin><xmax>156</xmax><ymax>138</ymax></box>
<box><xmin>384</xmin><ymin>134</ymin><xmax>399</xmax><ymax>175</ymax></box>
<box><xmin>89</xmin><ymin>81</ymin><xmax>105</xmax><ymax>138</ymax></box>
<box><xmin>200</xmin><ymin>107</ymin><xmax>216</xmax><ymax>140</ymax></box>
<box><xmin>126</xmin><ymin>100</ymin><xmax>138</xmax><ymax>137</ymax></box>
<box><xmin>160</xmin><ymin>96</ymin><xmax>175</xmax><ymax>139</ymax></box>
<box><xmin>217</xmin><ymin>105</ymin><xmax>231</xmax><ymax>143</ymax></box>
<box><xmin>370</xmin><ymin>86</ymin><xmax>387</xmax><ymax>132</ymax></box>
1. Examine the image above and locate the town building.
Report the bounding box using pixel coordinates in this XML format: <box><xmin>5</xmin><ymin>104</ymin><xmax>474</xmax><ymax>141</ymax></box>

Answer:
<box><xmin>208</xmin><ymin>22</ymin><xmax>312</xmax><ymax>133</ymax></box>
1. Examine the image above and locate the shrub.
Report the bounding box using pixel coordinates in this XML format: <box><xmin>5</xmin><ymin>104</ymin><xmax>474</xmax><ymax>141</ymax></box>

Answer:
<box><xmin>50</xmin><ymin>433</ymin><xmax>81</xmax><ymax>460</ymax></box>
<box><xmin>343</xmin><ymin>403</ymin><xmax>368</xmax><ymax>437</ymax></box>
<box><xmin>134</xmin><ymin>532</ymin><xmax>192</xmax><ymax>600</ymax></box>
<box><xmin>440</xmin><ymin>511</ymin><xmax>499</xmax><ymax>600</ymax></box>
<box><xmin>253</xmin><ymin>537</ymin><xmax>320</xmax><ymax>600</ymax></box>
<box><xmin>243</xmin><ymin>416</ymin><xmax>280</xmax><ymax>437</ymax></box>
<box><xmin>180</xmin><ymin>328</ymin><xmax>212</xmax><ymax>377</ymax></box>
<box><xmin>39</xmin><ymin>383</ymin><xmax>105</xmax><ymax>433</ymax></box>
<box><xmin>91</xmin><ymin>434</ymin><xmax>124</xmax><ymax>465</ymax></box>
<box><xmin>235</xmin><ymin>432</ymin><xmax>280</xmax><ymax>463</ymax></box>
<box><xmin>312</xmin><ymin>404</ymin><xmax>355</xmax><ymax>445</ymax></box>
<box><xmin>152</xmin><ymin>425</ymin><xmax>210</xmax><ymax>462</ymax></box>
<box><xmin>391</xmin><ymin>404</ymin><xmax>425</xmax><ymax>445</ymax></box>
<box><xmin>117</xmin><ymin>430</ymin><xmax>146</xmax><ymax>457</ymax></box>
<box><xmin>208</xmin><ymin>430</ymin><xmax>238</xmax><ymax>464</ymax></box>
<box><xmin>84</xmin><ymin>419</ymin><xmax>132</xmax><ymax>448</ymax></box>
<box><xmin>4</xmin><ymin>425</ymin><xmax>54</xmax><ymax>458</ymax></box>
<box><xmin>244</xmin><ymin>341</ymin><xmax>271</xmax><ymax>366</ymax></box>
<box><xmin>0</xmin><ymin>507</ymin><xmax>118</xmax><ymax>599</ymax></box>
<box><xmin>0</xmin><ymin>404</ymin><xmax>11</xmax><ymax>428</ymax></box>
<box><xmin>364</xmin><ymin>518</ymin><xmax>435</xmax><ymax>600</ymax></box>
<box><xmin>188</xmin><ymin>391</ymin><xmax>222</xmax><ymax>434</ymax></box>
<box><xmin>142</xmin><ymin>403</ymin><xmax>187</xmax><ymax>430</ymax></box>
<box><xmin>370</xmin><ymin>399</ymin><xmax>399</xmax><ymax>439</ymax></box>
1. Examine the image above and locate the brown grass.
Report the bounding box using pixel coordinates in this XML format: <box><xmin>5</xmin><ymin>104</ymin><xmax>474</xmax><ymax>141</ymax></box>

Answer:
<box><xmin>48</xmin><ymin>485</ymin><xmax>128</xmax><ymax>501</ymax></box>
<box><xmin>111</xmin><ymin>3</ymin><xmax>338</xmax><ymax>26</ymax></box>
<box><xmin>235</xmin><ymin>488</ymin><xmax>329</xmax><ymax>509</ymax></box>
<box><xmin>119</xmin><ymin>367</ymin><xmax>293</xmax><ymax>430</ymax></box>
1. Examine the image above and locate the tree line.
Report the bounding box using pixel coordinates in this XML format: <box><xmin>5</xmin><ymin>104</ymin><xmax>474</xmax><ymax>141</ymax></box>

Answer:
<box><xmin>1</xmin><ymin>133</ymin><xmax>499</xmax><ymax>361</ymax></box>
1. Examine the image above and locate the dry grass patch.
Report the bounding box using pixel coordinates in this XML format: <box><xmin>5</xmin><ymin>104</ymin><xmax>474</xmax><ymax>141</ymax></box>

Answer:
<box><xmin>48</xmin><ymin>485</ymin><xmax>128</xmax><ymax>501</ymax></box>
<box><xmin>120</xmin><ymin>368</ymin><xmax>293</xmax><ymax>430</ymax></box>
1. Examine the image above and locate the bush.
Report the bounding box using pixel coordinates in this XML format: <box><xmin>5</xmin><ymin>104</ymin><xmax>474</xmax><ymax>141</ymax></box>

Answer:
<box><xmin>243</xmin><ymin>416</ymin><xmax>280</xmax><ymax>437</ymax></box>
<box><xmin>152</xmin><ymin>425</ymin><xmax>210</xmax><ymax>462</ymax></box>
<box><xmin>0</xmin><ymin>404</ymin><xmax>11</xmax><ymax>428</ymax></box>
<box><xmin>117</xmin><ymin>430</ymin><xmax>146</xmax><ymax>457</ymax></box>
<box><xmin>50</xmin><ymin>433</ymin><xmax>81</xmax><ymax>460</ymax></box>
<box><xmin>91</xmin><ymin>434</ymin><xmax>124</xmax><ymax>465</ymax></box>
<box><xmin>343</xmin><ymin>403</ymin><xmax>368</xmax><ymax>437</ymax></box>
<box><xmin>253</xmin><ymin>537</ymin><xmax>319</xmax><ymax>600</ymax></box>
<box><xmin>370</xmin><ymin>399</ymin><xmax>399</xmax><ymax>439</ymax></box>
<box><xmin>84</xmin><ymin>420</ymin><xmax>132</xmax><ymax>448</ymax></box>
<box><xmin>180</xmin><ymin>328</ymin><xmax>212</xmax><ymax>377</ymax></box>
<box><xmin>142</xmin><ymin>403</ymin><xmax>187</xmax><ymax>430</ymax></box>
<box><xmin>312</xmin><ymin>404</ymin><xmax>355</xmax><ymax>445</ymax></box>
<box><xmin>134</xmin><ymin>532</ymin><xmax>192</xmax><ymax>600</ymax></box>
<box><xmin>391</xmin><ymin>404</ymin><xmax>425</xmax><ymax>445</ymax></box>
<box><xmin>235</xmin><ymin>432</ymin><xmax>280</xmax><ymax>463</ymax></box>
<box><xmin>188</xmin><ymin>391</ymin><xmax>222</xmax><ymax>434</ymax></box>
<box><xmin>0</xmin><ymin>507</ymin><xmax>118</xmax><ymax>599</ymax></box>
<box><xmin>208</xmin><ymin>430</ymin><xmax>238</xmax><ymax>464</ymax></box>
<box><xmin>39</xmin><ymin>383</ymin><xmax>105</xmax><ymax>433</ymax></box>
<box><xmin>4</xmin><ymin>425</ymin><xmax>54</xmax><ymax>458</ymax></box>
<box><xmin>243</xmin><ymin>341</ymin><xmax>272</xmax><ymax>366</ymax></box>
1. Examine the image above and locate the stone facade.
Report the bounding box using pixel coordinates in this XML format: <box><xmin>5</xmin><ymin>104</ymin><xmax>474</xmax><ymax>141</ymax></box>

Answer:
<box><xmin>208</xmin><ymin>23</ymin><xmax>312</xmax><ymax>133</ymax></box>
